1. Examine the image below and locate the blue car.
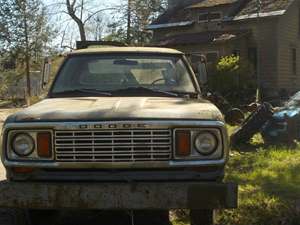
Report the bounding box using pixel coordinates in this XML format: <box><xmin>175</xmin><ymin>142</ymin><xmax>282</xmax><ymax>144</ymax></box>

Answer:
<box><xmin>261</xmin><ymin>92</ymin><xmax>300</xmax><ymax>145</ymax></box>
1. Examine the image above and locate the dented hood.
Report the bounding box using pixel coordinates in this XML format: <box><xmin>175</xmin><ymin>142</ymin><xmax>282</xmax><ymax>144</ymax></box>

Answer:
<box><xmin>12</xmin><ymin>97</ymin><xmax>223</xmax><ymax>122</ymax></box>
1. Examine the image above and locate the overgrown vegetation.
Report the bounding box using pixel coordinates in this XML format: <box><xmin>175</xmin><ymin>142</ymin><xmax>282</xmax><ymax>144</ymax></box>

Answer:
<box><xmin>173</xmin><ymin>132</ymin><xmax>300</xmax><ymax>225</ymax></box>
<box><xmin>209</xmin><ymin>55</ymin><xmax>257</xmax><ymax>106</ymax></box>
<box><xmin>218</xmin><ymin>148</ymin><xmax>300</xmax><ymax>225</ymax></box>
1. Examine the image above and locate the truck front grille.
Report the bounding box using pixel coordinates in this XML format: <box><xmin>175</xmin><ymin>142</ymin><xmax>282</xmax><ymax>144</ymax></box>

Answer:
<box><xmin>54</xmin><ymin>130</ymin><xmax>172</xmax><ymax>162</ymax></box>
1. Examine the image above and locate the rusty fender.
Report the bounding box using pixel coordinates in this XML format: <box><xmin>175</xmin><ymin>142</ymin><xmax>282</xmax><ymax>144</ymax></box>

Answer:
<box><xmin>0</xmin><ymin>181</ymin><xmax>237</xmax><ymax>210</ymax></box>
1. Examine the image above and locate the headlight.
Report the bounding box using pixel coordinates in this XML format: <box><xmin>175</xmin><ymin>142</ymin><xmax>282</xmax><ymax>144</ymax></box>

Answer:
<box><xmin>194</xmin><ymin>132</ymin><xmax>218</xmax><ymax>155</ymax></box>
<box><xmin>11</xmin><ymin>133</ymin><xmax>35</xmax><ymax>156</ymax></box>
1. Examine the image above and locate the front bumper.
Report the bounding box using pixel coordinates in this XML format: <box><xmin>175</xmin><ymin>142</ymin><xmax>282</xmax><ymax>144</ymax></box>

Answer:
<box><xmin>0</xmin><ymin>181</ymin><xmax>238</xmax><ymax>210</ymax></box>
<box><xmin>6</xmin><ymin>167</ymin><xmax>225</xmax><ymax>182</ymax></box>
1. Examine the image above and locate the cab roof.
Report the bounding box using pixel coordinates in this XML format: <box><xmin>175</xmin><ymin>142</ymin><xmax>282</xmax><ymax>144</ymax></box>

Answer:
<box><xmin>69</xmin><ymin>47</ymin><xmax>184</xmax><ymax>55</ymax></box>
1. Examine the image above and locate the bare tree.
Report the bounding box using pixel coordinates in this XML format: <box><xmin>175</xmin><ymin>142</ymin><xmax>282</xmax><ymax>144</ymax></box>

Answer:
<box><xmin>106</xmin><ymin>0</ymin><xmax>167</xmax><ymax>45</ymax></box>
<box><xmin>64</xmin><ymin>0</ymin><xmax>115</xmax><ymax>41</ymax></box>
<box><xmin>65</xmin><ymin>0</ymin><xmax>86</xmax><ymax>41</ymax></box>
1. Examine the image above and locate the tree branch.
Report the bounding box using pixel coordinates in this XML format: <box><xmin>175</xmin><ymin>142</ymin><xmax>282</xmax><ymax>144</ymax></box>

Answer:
<box><xmin>83</xmin><ymin>7</ymin><xmax>116</xmax><ymax>24</ymax></box>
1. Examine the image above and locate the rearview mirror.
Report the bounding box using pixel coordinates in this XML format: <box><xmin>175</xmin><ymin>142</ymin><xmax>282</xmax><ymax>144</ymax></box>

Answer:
<box><xmin>113</xmin><ymin>59</ymin><xmax>138</xmax><ymax>66</ymax></box>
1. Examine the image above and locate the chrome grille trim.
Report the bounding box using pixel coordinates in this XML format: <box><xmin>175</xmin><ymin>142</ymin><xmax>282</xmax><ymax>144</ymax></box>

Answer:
<box><xmin>55</xmin><ymin>130</ymin><xmax>172</xmax><ymax>162</ymax></box>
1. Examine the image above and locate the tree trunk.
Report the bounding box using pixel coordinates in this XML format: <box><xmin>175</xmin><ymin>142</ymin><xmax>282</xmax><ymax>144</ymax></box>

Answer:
<box><xmin>23</xmin><ymin>3</ymin><xmax>31</xmax><ymax>101</ymax></box>
<box><xmin>77</xmin><ymin>20</ymin><xmax>86</xmax><ymax>42</ymax></box>
<box><xmin>66</xmin><ymin>0</ymin><xmax>87</xmax><ymax>42</ymax></box>
<box><xmin>126</xmin><ymin>0</ymin><xmax>132</xmax><ymax>44</ymax></box>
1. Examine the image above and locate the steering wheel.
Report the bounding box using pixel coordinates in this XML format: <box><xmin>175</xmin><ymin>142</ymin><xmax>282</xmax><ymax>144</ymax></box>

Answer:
<box><xmin>150</xmin><ymin>78</ymin><xmax>165</xmax><ymax>86</ymax></box>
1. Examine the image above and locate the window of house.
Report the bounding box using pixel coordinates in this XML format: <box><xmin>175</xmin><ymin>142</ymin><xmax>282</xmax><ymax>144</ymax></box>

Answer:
<box><xmin>208</xmin><ymin>12</ymin><xmax>222</xmax><ymax>21</ymax></box>
<box><xmin>206</xmin><ymin>52</ymin><xmax>219</xmax><ymax>63</ymax></box>
<box><xmin>199</xmin><ymin>12</ymin><xmax>222</xmax><ymax>23</ymax></box>
<box><xmin>199</xmin><ymin>13</ymin><xmax>209</xmax><ymax>22</ymax></box>
<box><xmin>292</xmin><ymin>48</ymin><xmax>297</xmax><ymax>75</ymax></box>
<box><xmin>248</xmin><ymin>47</ymin><xmax>257</xmax><ymax>72</ymax></box>
<box><xmin>232</xmin><ymin>50</ymin><xmax>241</xmax><ymax>56</ymax></box>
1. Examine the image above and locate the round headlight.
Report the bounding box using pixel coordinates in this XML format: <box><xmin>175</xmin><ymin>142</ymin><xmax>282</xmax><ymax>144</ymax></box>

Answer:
<box><xmin>194</xmin><ymin>132</ymin><xmax>218</xmax><ymax>155</ymax></box>
<box><xmin>12</xmin><ymin>133</ymin><xmax>35</xmax><ymax>156</ymax></box>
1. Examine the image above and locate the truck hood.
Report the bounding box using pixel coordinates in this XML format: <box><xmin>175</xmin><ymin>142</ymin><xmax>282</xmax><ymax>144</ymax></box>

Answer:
<box><xmin>11</xmin><ymin>97</ymin><xmax>223</xmax><ymax>122</ymax></box>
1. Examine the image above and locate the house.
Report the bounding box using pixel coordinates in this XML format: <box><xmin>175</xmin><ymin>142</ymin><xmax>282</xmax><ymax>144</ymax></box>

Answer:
<box><xmin>147</xmin><ymin>0</ymin><xmax>300</xmax><ymax>97</ymax></box>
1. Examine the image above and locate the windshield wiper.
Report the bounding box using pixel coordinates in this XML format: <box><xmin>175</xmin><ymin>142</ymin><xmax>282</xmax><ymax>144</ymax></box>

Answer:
<box><xmin>111</xmin><ymin>87</ymin><xmax>179</xmax><ymax>97</ymax></box>
<box><xmin>168</xmin><ymin>91</ymin><xmax>199</xmax><ymax>97</ymax></box>
<box><xmin>52</xmin><ymin>88</ymin><xmax>112</xmax><ymax>96</ymax></box>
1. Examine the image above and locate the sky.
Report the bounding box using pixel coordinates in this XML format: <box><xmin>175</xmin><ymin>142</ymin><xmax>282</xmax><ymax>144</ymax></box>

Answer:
<box><xmin>42</xmin><ymin>0</ymin><xmax>123</xmax><ymax>49</ymax></box>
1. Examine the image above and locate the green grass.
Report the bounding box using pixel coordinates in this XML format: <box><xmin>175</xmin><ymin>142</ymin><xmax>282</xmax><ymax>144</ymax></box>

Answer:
<box><xmin>173</xmin><ymin>130</ymin><xmax>300</xmax><ymax>225</ymax></box>
<box><xmin>219</xmin><ymin>147</ymin><xmax>300</xmax><ymax>225</ymax></box>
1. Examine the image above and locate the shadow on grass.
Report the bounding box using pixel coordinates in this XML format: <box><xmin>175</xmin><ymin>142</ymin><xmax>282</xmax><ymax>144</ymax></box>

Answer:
<box><xmin>231</xmin><ymin>142</ymin><xmax>265</xmax><ymax>152</ymax></box>
<box><xmin>220</xmin><ymin>146</ymin><xmax>300</xmax><ymax>225</ymax></box>
<box><xmin>254</xmin><ymin>162</ymin><xmax>300</xmax><ymax>200</ymax></box>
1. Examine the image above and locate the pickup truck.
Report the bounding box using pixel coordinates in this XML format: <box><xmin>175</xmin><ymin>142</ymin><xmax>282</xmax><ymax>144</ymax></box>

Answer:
<box><xmin>0</xmin><ymin>47</ymin><xmax>237</xmax><ymax>225</ymax></box>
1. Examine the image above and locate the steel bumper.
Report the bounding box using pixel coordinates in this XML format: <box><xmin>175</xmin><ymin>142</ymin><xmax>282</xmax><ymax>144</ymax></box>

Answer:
<box><xmin>0</xmin><ymin>181</ymin><xmax>237</xmax><ymax>210</ymax></box>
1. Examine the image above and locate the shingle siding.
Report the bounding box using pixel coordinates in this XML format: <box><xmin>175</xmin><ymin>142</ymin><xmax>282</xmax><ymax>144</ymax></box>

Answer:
<box><xmin>277</xmin><ymin>0</ymin><xmax>300</xmax><ymax>92</ymax></box>
<box><xmin>213</xmin><ymin>19</ymin><xmax>278</xmax><ymax>89</ymax></box>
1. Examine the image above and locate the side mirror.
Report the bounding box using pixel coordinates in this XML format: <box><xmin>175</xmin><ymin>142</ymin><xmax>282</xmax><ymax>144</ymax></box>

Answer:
<box><xmin>41</xmin><ymin>58</ymin><xmax>51</xmax><ymax>89</ymax></box>
<box><xmin>187</xmin><ymin>54</ymin><xmax>208</xmax><ymax>86</ymax></box>
<box><xmin>197</xmin><ymin>61</ymin><xmax>208</xmax><ymax>85</ymax></box>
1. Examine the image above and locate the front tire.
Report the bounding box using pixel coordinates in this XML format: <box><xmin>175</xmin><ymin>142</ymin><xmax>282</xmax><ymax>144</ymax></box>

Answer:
<box><xmin>190</xmin><ymin>210</ymin><xmax>214</xmax><ymax>225</ymax></box>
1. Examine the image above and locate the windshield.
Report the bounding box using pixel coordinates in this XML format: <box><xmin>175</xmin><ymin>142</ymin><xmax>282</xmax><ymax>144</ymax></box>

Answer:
<box><xmin>50</xmin><ymin>54</ymin><xmax>197</xmax><ymax>97</ymax></box>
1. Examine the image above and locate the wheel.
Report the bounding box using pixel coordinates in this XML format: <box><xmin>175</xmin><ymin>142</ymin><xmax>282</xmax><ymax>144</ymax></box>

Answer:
<box><xmin>190</xmin><ymin>209</ymin><xmax>214</xmax><ymax>225</ymax></box>
<box><xmin>133</xmin><ymin>210</ymin><xmax>172</xmax><ymax>225</ymax></box>
<box><xmin>0</xmin><ymin>209</ymin><xmax>29</xmax><ymax>225</ymax></box>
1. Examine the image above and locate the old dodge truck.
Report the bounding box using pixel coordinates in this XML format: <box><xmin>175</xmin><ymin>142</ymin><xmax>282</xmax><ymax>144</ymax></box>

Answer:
<box><xmin>0</xmin><ymin>47</ymin><xmax>237</xmax><ymax>225</ymax></box>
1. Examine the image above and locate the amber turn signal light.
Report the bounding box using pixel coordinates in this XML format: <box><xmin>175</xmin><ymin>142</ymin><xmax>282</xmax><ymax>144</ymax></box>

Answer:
<box><xmin>37</xmin><ymin>132</ymin><xmax>52</xmax><ymax>158</ymax></box>
<box><xmin>175</xmin><ymin>130</ymin><xmax>191</xmax><ymax>157</ymax></box>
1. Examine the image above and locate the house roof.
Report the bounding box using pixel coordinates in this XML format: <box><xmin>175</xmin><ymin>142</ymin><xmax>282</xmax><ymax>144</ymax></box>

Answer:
<box><xmin>236</xmin><ymin>0</ymin><xmax>295</xmax><ymax>17</ymax></box>
<box><xmin>146</xmin><ymin>21</ymin><xmax>194</xmax><ymax>30</ymax></box>
<box><xmin>152</xmin><ymin>30</ymin><xmax>251</xmax><ymax>47</ymax></box>
<box><xmin>151</xmin><ymin>7</ymin><xmax>192</xmax><ymax>25</ymax></box>
<box><xmin>149</xmin><ymin>0</ymin><xmax>297</xmax><ymax>28</ymax></box>
<box><xmin>187</xmin><ymin>0</ymin><xmax>239</xmax><ymax>9</ymax></box>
